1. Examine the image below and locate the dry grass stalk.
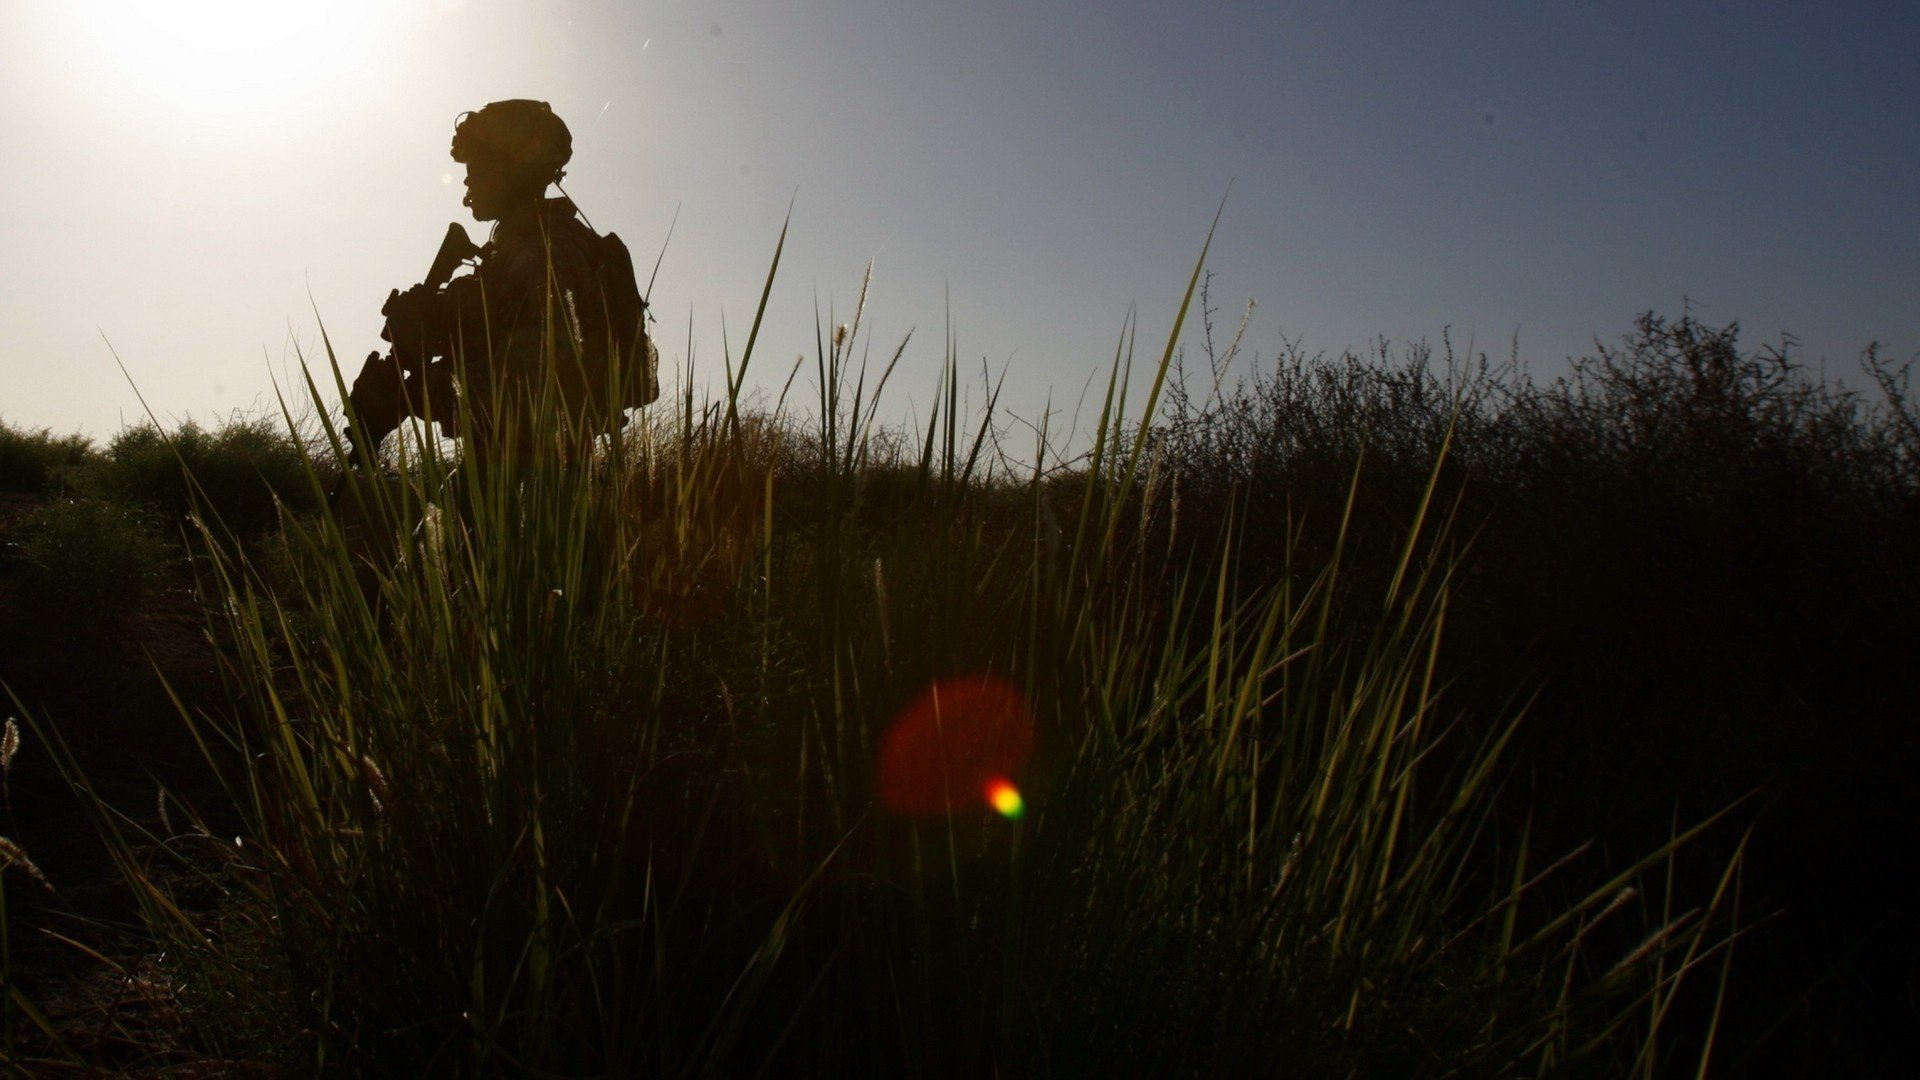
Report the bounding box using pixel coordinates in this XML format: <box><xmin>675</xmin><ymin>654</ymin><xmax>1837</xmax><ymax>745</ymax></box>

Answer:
<box><xmin>0</xmin><ymin>833</ymin><xmax>52</xmax><ymax>890</ymax></box>
<box><xmin>2</xmin><ymin>715</ymin><xmax>20</xmax><ymax>773</ymax></box>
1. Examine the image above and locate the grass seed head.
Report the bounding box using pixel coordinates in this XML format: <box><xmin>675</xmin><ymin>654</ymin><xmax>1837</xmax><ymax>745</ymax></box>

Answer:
<box><xmin>0</xmin><ymin>834</ymin><xmax>51</xmax><ymax>890</ymax></box>
<box><xmin>362</xmin><ymin>755</ymin><xmax>390</xmax><ymax>814</ymax></box>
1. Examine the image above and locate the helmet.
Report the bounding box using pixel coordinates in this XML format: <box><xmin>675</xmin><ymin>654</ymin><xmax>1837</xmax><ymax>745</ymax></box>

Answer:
<box><xmin>450</xmin><ymin>99</ymin><xmax>573</xmax><ymax>183</ymax></box>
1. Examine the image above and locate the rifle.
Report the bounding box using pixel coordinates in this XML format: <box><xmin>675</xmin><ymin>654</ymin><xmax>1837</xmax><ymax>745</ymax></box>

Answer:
<box><xmin>341</xmin><ymin>223</ymin><xmax>481</xmax><ymax>471</ymax></box>
<box><xmin>380</xmin><ymin>222</ymin><xmax>483</xmax><ymax>381</ymax></box>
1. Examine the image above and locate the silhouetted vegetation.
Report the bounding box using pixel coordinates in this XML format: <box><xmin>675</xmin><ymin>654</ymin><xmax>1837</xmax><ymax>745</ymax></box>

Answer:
<box><xmin>0</xmin><ymin>414</ymin><xmax>319</xmax><ymax>647</ymax></box>
<box><xmin>8</xmin><ymin>497</ymin><xmax>175</xmax><ymax>645</ymax></box>
<box><xmin>2</xmin><ymin>298</ymin><xmax>1912</xmax><ymax>1073</ymax></box>
<box><xmin>0</xmin><ymin>421</ymin><xmax>96</xmax><ymax>495</ymax></box>
<box><xmin>1157</xmin><ymin>304</ymin><xmax>1920</xmax><ymax>1072</ymax></box>
<box><xmin>90</xmin><ymin>415</ymin><xmax>319</xmax><ymax>537</ymax></box>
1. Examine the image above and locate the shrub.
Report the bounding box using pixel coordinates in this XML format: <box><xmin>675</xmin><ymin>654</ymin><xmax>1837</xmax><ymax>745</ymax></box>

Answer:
<box><xmin>0</xmin><ymin>420</ymin><xmax>96</xmax><ymax>494</ymax></box>
<box><xmin>1156</xmin><ymin>307</ymin><xmax>1920</xmax><ymax>1068</ymax></box>
<box><xmin>9</xmin><ymin>496</ymin><xmax>174</xmax><ymax>643</ymax></box>
<box><xmin>92</xmin><ymin>415</ymin><xmax>318</xmax><ymax>537</ymax></box>
<box><xmin>1158</xmin><ymin>311</ymin><xmax>1919</xmax><ymax>798</ymax></box>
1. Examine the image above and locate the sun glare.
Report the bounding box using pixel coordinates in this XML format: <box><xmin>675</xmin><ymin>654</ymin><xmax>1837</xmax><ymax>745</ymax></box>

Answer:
<box><xmin>129</xmin><ymin>0</ymin><xmax>329</xmax><ymax>53</ymax></box>
<box><xmin>73</xmin><ymin>1</ymin><xmax>390</xmax><ymax>121</ymax></box>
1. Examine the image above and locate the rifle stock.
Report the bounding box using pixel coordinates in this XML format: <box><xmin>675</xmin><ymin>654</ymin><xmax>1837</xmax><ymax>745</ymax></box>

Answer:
<box><xmin>427</xmin><ymin>222</ymin><xmax>480</xmax><ymax>289</ymax></box>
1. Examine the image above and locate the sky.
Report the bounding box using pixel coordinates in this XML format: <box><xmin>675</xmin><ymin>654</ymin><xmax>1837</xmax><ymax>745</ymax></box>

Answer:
<box><xmin>2</xmin><ymin>0</ymin><xmax>1916</xmax><ymax>447</ymax></box>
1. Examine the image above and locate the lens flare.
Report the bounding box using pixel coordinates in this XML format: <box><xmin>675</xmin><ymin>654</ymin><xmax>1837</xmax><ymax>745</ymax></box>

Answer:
<box><xmin>985</xmin><ymin>777</ymin><xmax>1025</xmax><ymax>820</ymax></box>
<box><xmin>878</xmin><ymin>674</ymin><xmax>1035</xmax><ymax>816</ymax></box>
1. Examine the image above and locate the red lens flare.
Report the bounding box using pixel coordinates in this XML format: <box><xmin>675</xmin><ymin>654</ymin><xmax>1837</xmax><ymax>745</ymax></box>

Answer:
<box><xmin>878</xmin><ymin>675</ymin><xmax>1035</xmax><ymax>816</ymax></box>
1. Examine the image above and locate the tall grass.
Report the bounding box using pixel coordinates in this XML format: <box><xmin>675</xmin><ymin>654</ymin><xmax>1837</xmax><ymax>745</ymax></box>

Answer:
<box><xmin>22</xmin><ymin>237</ymin><xmax>1741</xmax><ymax>1074</ymax></box>
<box><xmin>1155</xmin><ymin>302</ymin><xmax>1920</xmax><ymax>1070</ymax></box>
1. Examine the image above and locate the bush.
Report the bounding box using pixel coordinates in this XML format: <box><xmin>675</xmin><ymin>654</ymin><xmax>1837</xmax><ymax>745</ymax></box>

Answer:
<box><xmin>1156</xmin><ymin>308</ymin><xmax>1920</xmax><ymax>1069</ymax></box>
<box><xmin>92</xmin><ymin>415</ymin><xmax>318</xmax><ymax>537</ymax></box>
<box><xmin>1159</xmin><ymin>311</ymin><xmax>1919</xmax><ymax>796</ymax></box>
<box><xmin>9</xmin><ymin>496</ymin><xmax>175</xmax><ymax>643</ymax></box>
<box><xmin>0</xmin><ymin>420</ymin><xmax>96</xmax><ymax>494</ymax></box>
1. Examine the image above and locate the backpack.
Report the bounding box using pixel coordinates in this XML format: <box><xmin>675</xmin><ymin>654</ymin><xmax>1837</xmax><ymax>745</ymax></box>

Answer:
<box><xmin>584</xmin><ymin>229</ymin><xmax>661</xmax><ymax>420</ymax></box>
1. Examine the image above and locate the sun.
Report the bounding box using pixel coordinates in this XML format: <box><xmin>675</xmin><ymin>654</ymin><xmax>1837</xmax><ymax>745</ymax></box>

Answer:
<box><xmin>72</xmin><ymin>0</ymin><xmax>390</xmax><ymax>122</ymax></box>
<box><xmin>126</xmin><ymin>0</ymin><xmax>333</xmax><ymax>54</ymax></box>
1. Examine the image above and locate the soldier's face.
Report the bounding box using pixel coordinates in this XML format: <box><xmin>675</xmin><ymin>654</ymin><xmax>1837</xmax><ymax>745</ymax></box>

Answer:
<box><xmin>462</xmin><ymin>161</ymin><xmax>506</xmax><ymax>221</ymax></box>
<box><xmin>462</xmin><ymin>160</ymin><xmax>541</xmax><ymax>222</ymax></box>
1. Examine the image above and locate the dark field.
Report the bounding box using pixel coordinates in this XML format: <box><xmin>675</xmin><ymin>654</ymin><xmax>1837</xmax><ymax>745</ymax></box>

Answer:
<box><xmin>2</xmin><ymin>304</ymin><xmax>1915</xmax><ymax>1074</ymax></box>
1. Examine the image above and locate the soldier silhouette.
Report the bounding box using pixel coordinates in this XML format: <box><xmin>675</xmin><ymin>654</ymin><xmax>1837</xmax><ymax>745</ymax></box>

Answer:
<box><xmin>345</xmin><ymin>99</ymin><xmax>658</xmax><ymax>466</ymax></box>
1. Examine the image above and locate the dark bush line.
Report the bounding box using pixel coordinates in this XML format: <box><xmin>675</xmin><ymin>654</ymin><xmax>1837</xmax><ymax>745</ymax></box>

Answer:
<box><xmin>1153</xmin><ymin>309</ymin><xmax>1920</xmax><ymax>1071</ymax></box>
<box><xmin>2</xmin><ymin>412</ymin><xmax>321</xmax><ymax>536</ymax></box>
<box><xmin>5</xmin><ymin>496</ymin><xmax>177</xmax><ymax>646</ymax></box>
<box><xmin>1</xmin><ymin>413</ymin><xmax>323</xmax><ymax>647</ymax></box>
<box><xmin>91</xmin><ymin>415</ymin><xmax>320</xmax><ymax>537</ymax></box>
<box><xmin>0</xmin><ymin>420</ymin><xmax>97</xmax><ymax>494</ymax></box>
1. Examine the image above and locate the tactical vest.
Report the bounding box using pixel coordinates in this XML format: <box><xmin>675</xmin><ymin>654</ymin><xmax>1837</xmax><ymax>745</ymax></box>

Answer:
<box><xmin>459</xmin><ymin>200</ymin><xmax>660</xmax><ymax>436</ymax></box>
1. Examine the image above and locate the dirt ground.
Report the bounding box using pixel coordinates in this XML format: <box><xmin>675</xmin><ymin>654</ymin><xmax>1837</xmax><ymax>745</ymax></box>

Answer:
<box><xmin>1</xmin><ymin>493</ymin><xmax>241</xmax><ymax>1068</ymax></box>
